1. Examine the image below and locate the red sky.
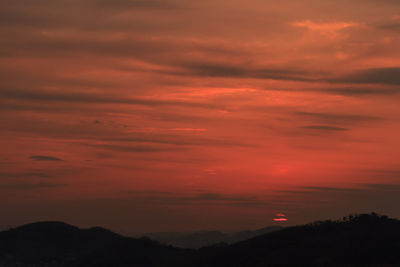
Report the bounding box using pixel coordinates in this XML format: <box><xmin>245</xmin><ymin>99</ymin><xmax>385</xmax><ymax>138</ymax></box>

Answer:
<box><xmin>1</xmin><ymin>0</ymin><xmax>400</xmax><ymax>234</ymax></box>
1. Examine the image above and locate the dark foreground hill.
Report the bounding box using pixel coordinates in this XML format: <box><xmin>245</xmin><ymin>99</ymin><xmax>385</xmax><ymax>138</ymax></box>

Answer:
<box><xmin>0</xmin><ymin>221</ymin><xmax>193</xmax><ymax>266</ymax></box>
<box><xmin>196</xmin><ymin>213</ymin><xmax>400</xmax><ymax>266</ymax></box>
<box><xmin>1</xmin><ymin>213</ymin><xmax>400</xmax><ymax>266</ymax></box>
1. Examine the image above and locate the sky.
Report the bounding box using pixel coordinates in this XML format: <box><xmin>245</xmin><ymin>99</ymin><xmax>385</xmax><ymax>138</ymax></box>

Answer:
<box><xmin>1</xmin><ymin>0</ymin><xmax>400</xmax><ymax>234</ymax></box>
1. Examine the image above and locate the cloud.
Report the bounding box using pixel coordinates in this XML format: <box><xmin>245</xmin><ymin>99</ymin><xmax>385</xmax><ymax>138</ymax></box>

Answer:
<box><xmin>173</xmin><ymin>63</ymin><xmax>400</xmax><ymax>87</ymax></box>
<box><xmin>378</xmin><ymin>22</ymin><xmax>400</xmax><ymax>31</ymax></box>
<box><xmin>24</xmin><ymin>172</ymin><xmax>53</xmax><ymax>178</ymax></box>
<box><xmin>279</xmin><ymin>183</ymin><xmax>400</xmax><ymax>197</ymax></box>
<box><xmin>294</xmin><ymin>112</ymin><xmax>380</xmax><ymax>125</ymax></box>
<box><xmin>91</xmin><ymin>0</ymin><xmax>176</xmax><ymax>9</ymax></box>
<box><xmin>301</xmin><ymin>125</ymin><xmax>349</xmax><ymax>131</ymax></box>
<box><xmin>332</xmin><ymin>67</ymin><xmax>400</xmax><ymax>85</ymax></box>
<box><xmin>86</xmin><ymin>133</ymin><xmax>254</xmax><ymax>153</ymax></box>
<box><xmin>123</xmin><ymin>190</ymin><xmax>174</xmax><ymax>195</ymax></box>
<box><xmin>0</xmin><ymin>172</ymin><xmax>20</xmax><ymax>179</ymax></box>
<box><xmin>120</xmin><ymin>191</ymin><xmax>263</xmax><ymax>206</ymax></box>
<box><xmin>261</xmin><ymin>85</ymin><xmax>399</xmax><ymax>96</ymax></box>
<box><xmin>360</xmin><ymin>169</ymin><xmax>400</xmax><ymax>179</ymax></box>
<box><xmin>170</xmin><ymin>128</ymin><xmax>207</xmax><ymax>132</ymax></box>
<box><xmin>1</xmin><ymin>182</ymin><xmax>67</xmax><ymax>190</ymax></box>
<box><xmin>30</xmin><ymin>155</ymin><xmax>63</xmax><ymax>161</ymax></box>
<box><xmin>364</xmin><ymin>183</ymin><xmax>400</xmax><ymax>191</ymax></box>
<box><xmin>292</xmin><ymin>20</ymin><xmax>359</xmax><ymax>31</ymax></box>
<box><xmin>301</xmin><ymin>186</ymin><xmax>361</xmax><ymax>192</ymax></box>
<box><xmin>0</xmin><ymin>88</ymin><xmax>222</xmax><ymax>109</ymax></box>
<box><xmin>291</xmin><ymin>20</ymin><xmax>359</xmax><ymax>39</ymax></box>
<box><xmin>175</xmin><ymin>62</ymin><xmax>313</xmax><ymax>82</ymax></box>
<box><xmin>362</xmin><ymin>0</ymin><xmax>400</xmax><ymax>4</ymax></box>
<box><xmin>101</xmin><ymin>134</ymin><xmax>254</xmax><ymax>148</ymax></box>
<box><xmin>0</xmin><ymin>0</ymin><xmax>178</xmax><ymax>30</ymax></box>
<box><xmin>273</xmin><ymin>218</ymin><xmax>288</xmax><ymax>221</ymax></box>
<box><xmin>320</xmin><ymin>87</ymin><xmax>398</xmax><ymax>96</ymax></box>
<box><xmin>87</xmin><ymin>144</ymin><xmax>184</xmax><ymax>153</ymax></box>
<box><xmin>0</xmin><ymin>25</ymin><xmax>237</xmax><ymax>65</ymax></box>
<box><xmin>0</xmin><ymin>171</ymin><xmax>53</xmax><ymax>179</ymax></box>
<box><xmin>193</xmin><ymin>193</ymin><xmax>257</xmax><ymax>202</ymax></box>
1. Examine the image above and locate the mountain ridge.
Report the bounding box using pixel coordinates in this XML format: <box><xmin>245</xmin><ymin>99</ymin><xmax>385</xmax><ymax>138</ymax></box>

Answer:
<box><xmin>1</xmin><ymin>213</ymin><xmax>400</xmax><ymax>266</ymax></box>
<box><xmin>143</xmin><ymin>225</ymin><xmax>282</xmax><ymax>249</ymax></box>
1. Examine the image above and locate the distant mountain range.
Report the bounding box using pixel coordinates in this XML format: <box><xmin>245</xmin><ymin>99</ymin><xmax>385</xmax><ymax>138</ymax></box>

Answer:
<box><xmin>1</xmin><ymin>213</ymin><xmax>400</xmax><ymax>266</ymax></box>
<box><xmin>143</xmin><ymin>226</ymin><xmax>282</xmax><ymax>249</ymax></box>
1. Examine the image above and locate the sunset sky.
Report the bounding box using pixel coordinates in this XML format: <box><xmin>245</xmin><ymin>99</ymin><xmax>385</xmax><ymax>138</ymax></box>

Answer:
<box><xmin>1</xmin><ymin>0</ymin><xmax>400</xmax><ymax>234</ymax></box>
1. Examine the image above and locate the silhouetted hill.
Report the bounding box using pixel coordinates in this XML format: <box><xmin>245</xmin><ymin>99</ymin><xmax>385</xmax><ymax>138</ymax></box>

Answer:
<box><xmin>0</xmin><ymin>221</ymin><xmax>192</xmax><ymax>266</ymax></box>
<box><xmin>1</xmin><ymin>213</ymin><xmax>400</xmax><ymax>266</ymax></box>
<box><xmin>195</xmin><ymin>213</ymin><xmax>400</xmax><ymax>266</ymax></box>
<box><xmin>144</xmin><ymin>226</ymin><xmax>282</xmax><ymax>249</ymax></box>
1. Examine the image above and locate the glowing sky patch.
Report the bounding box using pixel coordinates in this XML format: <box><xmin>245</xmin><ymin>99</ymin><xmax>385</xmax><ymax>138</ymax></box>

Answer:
<box><xmin>273</xmin><ymin>218</ymin><xmax>289</xmax><ymax>222</ymax></box>
<box><xmin>292</xmin><ymin>20</ymin><xmax>359</xmax><ymax>31</ymax></box>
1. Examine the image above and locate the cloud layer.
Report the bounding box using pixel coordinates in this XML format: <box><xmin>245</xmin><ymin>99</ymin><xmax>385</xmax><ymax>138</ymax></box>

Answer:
<box><xmin>0</xmin><ymin>0</ymin><xmax>399</xmax><ymax>233</ymax></box>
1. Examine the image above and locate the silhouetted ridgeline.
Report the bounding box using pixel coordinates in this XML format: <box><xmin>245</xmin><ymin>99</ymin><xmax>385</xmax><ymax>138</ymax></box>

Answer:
<box><xmin>143</xmin><ymin>226</ymin><xmax>282</xmax><ymax>249</ymax></box>
<box><xmin>1</xmin><ymin>213</ymin><xmax>400</xmax><ymax>266</ymax></box>
<box><xmin>0</xmin><ymin>221</ymin><xmax>193</xmax><ymax>267</ymax></box>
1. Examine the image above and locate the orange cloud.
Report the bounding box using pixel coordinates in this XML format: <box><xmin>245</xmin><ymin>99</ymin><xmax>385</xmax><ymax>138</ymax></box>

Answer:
<box><xmin>292</xmin><ymin>20</ymin><xmax>359</xmax><ymax>38</ymax></box>
<box><xmin>292</xmin><ymin>20</ymin><xmax>359</xmax><ymax>31</ymax></box>
<box><xmin>170</xmin><ymin>128</ymin><xmax>208</xmax><ymax>132</ymax></box>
